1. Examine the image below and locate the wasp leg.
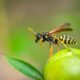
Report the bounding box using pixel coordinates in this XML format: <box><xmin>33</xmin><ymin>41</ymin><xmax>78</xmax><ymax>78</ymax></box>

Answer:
<box><xmin>49</xmin><ymin>43</ymin><xmax>53</xmax><ymax>58</ymax></box>
<box><xmin>39</xmin><ymin>38</ymin><xmax>43</xmax><ymax>47</ymax></box>
<box><xmin>55</xmin><ymin>37</ymin><xmax>68</xmax><ymax>48</ymax></box>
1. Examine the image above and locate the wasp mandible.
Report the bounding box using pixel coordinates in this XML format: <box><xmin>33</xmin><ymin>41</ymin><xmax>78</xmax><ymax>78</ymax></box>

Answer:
<box><xmin>28</xmin><ymin>23</ymin><xmax>77</xmax><ymax>58</ymax></box>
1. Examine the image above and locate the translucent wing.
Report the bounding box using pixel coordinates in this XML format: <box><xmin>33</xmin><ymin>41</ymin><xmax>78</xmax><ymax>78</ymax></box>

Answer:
<box><xmin>49</xmin><ymin>23</ymin><xmax>73</xmax><ymax>35</ymax></box>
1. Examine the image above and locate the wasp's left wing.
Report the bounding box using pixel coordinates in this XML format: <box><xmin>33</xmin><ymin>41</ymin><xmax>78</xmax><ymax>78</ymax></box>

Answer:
<box><xmin>48</xmin><ymin>23</ymin><xmax>73</xmax><ymax>35</ymax></box>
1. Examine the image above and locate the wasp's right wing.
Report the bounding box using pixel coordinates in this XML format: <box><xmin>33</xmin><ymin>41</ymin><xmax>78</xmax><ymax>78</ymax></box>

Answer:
<box><xmin>48</xmin><ymin>23</ymin><xmax>73</xmax><ymax>35</ymax></box>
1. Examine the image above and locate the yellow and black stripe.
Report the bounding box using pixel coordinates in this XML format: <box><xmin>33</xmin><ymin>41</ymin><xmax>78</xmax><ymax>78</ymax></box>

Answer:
<box><xmin>58</xmin><ymin>35</ymin><xmax>76</xmax><ymax>44</ymax></box>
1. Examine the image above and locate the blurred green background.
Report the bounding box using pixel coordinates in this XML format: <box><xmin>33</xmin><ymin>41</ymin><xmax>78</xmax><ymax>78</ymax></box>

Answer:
<box><xmin>0</xmin><ymin>0</ymin><xmax>80</xmax><ymax>72</ymax></box>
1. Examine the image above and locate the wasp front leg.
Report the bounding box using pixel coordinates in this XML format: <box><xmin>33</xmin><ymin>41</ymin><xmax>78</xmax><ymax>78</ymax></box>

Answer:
<box><xmin>49</xmin><ymin>42</ymin><xmax>53</xmax><ymax>58</ymax></box>
<box><xmin>39</xmin><ymin>38</ymin><xmax>43</xmax><ymax>47</ymax></box>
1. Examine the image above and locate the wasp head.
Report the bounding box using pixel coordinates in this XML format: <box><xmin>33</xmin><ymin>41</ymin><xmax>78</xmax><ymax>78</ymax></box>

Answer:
<box><xmin>35</xmin><ymin>33</ymin><xmax>42</xmax><ymax>43</ymax></box>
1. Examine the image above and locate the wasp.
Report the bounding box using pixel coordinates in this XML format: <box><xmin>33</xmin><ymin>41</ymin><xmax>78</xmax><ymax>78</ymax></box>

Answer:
<box><xmin>28</xmin><ymin>23</ymin><xmax>77</xmax><ymax>58</ymax></box>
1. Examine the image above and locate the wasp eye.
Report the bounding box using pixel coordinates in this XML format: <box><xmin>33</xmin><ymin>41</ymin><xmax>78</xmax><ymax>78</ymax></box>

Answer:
<box><xmin>37</xmin><ymin>33</ymin><xmax>42</xmax><ymax>39</ymax></box>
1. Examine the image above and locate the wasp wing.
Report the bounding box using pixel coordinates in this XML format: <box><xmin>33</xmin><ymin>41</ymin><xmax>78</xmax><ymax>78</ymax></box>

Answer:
<box><xmin>49</xmin><ymin>23</ymin><xmax>73</xmax><ymax>35</ymax></box>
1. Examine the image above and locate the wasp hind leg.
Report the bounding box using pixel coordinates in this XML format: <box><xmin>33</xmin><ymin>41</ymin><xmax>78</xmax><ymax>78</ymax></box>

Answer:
<box><xmin>49</xmin><ymin>43</ymin><xmax>53</xmax><ymax>58</ymax></box>
<box><xmin>56</xmin><ymin>37</ymin><xmax>68</xmax><ymax>48</ymax></box>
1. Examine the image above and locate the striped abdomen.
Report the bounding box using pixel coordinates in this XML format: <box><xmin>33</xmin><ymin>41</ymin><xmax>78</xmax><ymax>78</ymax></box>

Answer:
<box><xmin>57</xmin><ymin>35</ymin><xmax>76</xmax><ymax>44</ymax></box>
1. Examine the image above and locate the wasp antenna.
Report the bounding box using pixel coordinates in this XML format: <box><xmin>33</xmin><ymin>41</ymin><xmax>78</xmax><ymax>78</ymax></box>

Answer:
<box><xmin>63</xmin><ymin>23</ymin><xmax>71</xmax><ymax>27</ymax></box>
<box><xmin>28</xmin><ymin>27</ymin><xmax>36</xmax><ymax>35</ymax></box>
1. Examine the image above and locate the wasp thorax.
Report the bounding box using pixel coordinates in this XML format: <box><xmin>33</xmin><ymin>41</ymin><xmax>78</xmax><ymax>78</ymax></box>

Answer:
<box><xmin>35</xmin><ymin>33</ymin><xmax>42</xmax><ymax>43</ymax></box>
<box><xmin>42</xmin><ymin>32</ymin><xmax>49</xmax><ymax>35</ymax></box>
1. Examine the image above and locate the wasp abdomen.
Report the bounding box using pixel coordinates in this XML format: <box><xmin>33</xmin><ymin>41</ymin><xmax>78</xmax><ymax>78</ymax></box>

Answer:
<box><xmin>58</xmin><ymin>35</ymin><xmax>76</xmax><ymax>44</ymax></box>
